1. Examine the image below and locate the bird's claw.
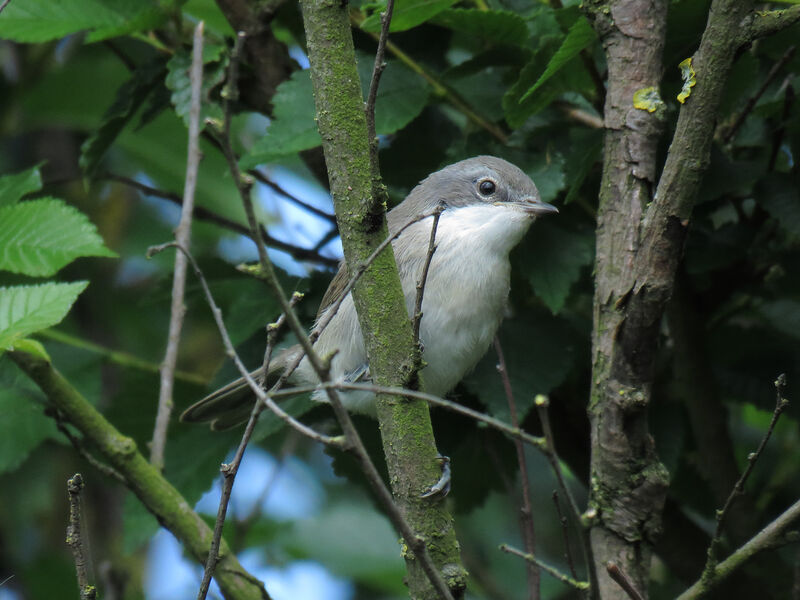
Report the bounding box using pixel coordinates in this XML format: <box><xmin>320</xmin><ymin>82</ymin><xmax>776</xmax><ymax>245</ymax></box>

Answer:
<box><xmin>420</xmin><ymin>454</ymin><xmax>451</xmax><ymax>499</ymax></box>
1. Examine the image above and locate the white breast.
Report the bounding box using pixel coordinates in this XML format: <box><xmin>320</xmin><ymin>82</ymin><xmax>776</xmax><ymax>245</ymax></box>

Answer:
<box><xmin>297</xmin><ymin>204</ymin><xmax>535</xmax><ymax>414</ymax></box>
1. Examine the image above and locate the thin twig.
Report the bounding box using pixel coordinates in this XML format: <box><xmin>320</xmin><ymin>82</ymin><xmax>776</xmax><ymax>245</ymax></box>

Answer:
<box><xmin>39</xmin><ymin>328</ymin><xmax>207</xmax><ymax>385</ymax></box>
<box><xmin>351</xmin><ymin>11</ymin><xmax>508</xmax><ymax>144</ymax></box>
<box><xmin>272</xmin><ymin>381</ymin><xmax>547</xmax><ymax>450</ymax></box>
<box><xmin>312</xmin><ymin>208</ymin><xmax>443</xmax><ymax>344</ymax></box>
<box><xmin>606</xmin><ymin>563</ymin><xmax>643</xmax><ymax>600</ymax></box>
<box><xmin>500</xmin><ymin>544</ymin><xmax>589</xmax><ymax>592</ymax></box>
<box><xmin>365</xmin><ymin>0</ymin><xmax>395</xmax><ymax>149</ymax></box>
<box><xmin>66</xmin><ymin>474</ymin><xmax>97</xmax><ymax>600</ymax></box>
<box><xmin>150</xmin><ymin>22</ymin><xmax>205</xmax><ymax>471</ymax></box>
<box><xmin>54</xmin><ymin>416</ymin><xmax>126</xmax><ymax>484</ymax></box>
<box><xmin>553</xmin><ymin>491</ymin><xmax>579</xmax><ymax>581</ymax></box>
<box><xmin>149</xmin><ymin>241</ymin><xmax>339</xmax><ymax>446</ymax></box>
<box><xmin>704</xmin><ymin>374</ymin><xmax>790</xmax><ymax>580</ymax></box>
<box><xmin>723</xmin><ymin>45</ymin><xmax>796</xmax><ymax>143</ymax></box>
<box><xmin>251</xmin><ymin>169</ymin><xmax>337</xmax><ymax>223</ymax></box>
<box><xmin>104</xmin><ymin>171</ymin><xmax>340</xmax><ymax>268</ymax></box>
<box><xmin>196</xmin><ymin>265</ymin><xmax>296</xmax><ymax>600</ymax></box>
<box><xmin>0</xmin><ymin>0</ymin><xmax>11</xmax><ymax>15</ymax></box>
<box><xmin>411</xmin><ymin>203</ymin><xmax>443</xmax><ymax>350</ymax></box>
<box><xmin>678</xmin><ymin>497</ymin><xmax>800</xmax><ymax>599</ymax></box>
<box><xmin>495</xmin><ymin>337</ymin><xmax>539</xmax><ymax>600</ymax></box>
<box><xmin>535</xmin><ymin>395</ymin><xmax>595</xmax><ymax>597</ymax></box>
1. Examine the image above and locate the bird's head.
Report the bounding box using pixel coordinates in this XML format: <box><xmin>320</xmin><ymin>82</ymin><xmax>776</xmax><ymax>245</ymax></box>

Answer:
<box><xmin>404</xmin><ymin>155</ymin><xmax>559</xmax><ymax>217</ymax></box>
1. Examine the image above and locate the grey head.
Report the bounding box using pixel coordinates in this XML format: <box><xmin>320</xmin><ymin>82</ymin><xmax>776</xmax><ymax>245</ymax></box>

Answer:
<box><xmin>390</xmin><ymin>155</ymin><xmax>558</xmax><ymax>221</ymax></box>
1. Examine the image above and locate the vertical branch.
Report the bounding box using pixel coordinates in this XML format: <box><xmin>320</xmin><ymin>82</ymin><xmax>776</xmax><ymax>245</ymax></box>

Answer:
<box><xmin>150</xmin><ymin>22</ymin><xmax>204</xmax><ymax>470</ymax></box>
<box><xmin>411</xmin><ymin>204</ymin><xmax>443</xmax><ymax>350</ymax></box>
<box><xmin>365</xmin><ymin>0</ymin><xmax>395</xmax><ymax>151</ymax></box>
<box><xmin>582</xmin><ymin>0</ymin><xmax>669</xmax><ymax>596</ymax></box>
<box><xmin>66</xmin><ymin>474</ymin><xmax>96</xmax><ymax>600</ymax></box>
<box><xmin>536</xmin><ymin>395</ymin><xmax>595</xmax><ymax>597</ymax></box>
<box><xmin>494</xmin><ymin>337</ymin><xmax>540</xmax><ymax>600</ymax></box>
<box><xmin>299</xmin><ymin>1</ymin><xmax>467</xmax><ymax>597</ymax></box>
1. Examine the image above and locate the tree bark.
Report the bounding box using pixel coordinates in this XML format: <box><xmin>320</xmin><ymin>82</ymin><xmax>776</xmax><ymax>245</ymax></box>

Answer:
<box><xmin>583</xmin><ymin>1</ymin><xmax>670</xmax><ymax>597</ymax></box>
<box><xmin>298</xmin><ymin>1</ymin><xmax>466</xmax><ymax>598</ymax></box>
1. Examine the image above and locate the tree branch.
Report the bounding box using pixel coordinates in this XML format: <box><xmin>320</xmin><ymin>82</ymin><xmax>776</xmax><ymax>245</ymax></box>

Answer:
<box><xmin>66</xmin><ymin>474</ymin><xmax>97</xmax><ymax>600</ymax></box>
<box><xmin>500</xmin><ymin>544</ymin><xmax>590</xmax><ymax>592</ymax></box>
<box><xmin>703</xmin><ymin>375</ymin><xmax>790</xmax><ymax>580</ymax></box>
<box><xmin>742</xmin><ymin>6</ymin><xmax>800</xmax><ymax>43</ymax></box>
<box><xmin>8</xmin><ymin>349</ymin><xmax>271</xmax><ymax>600</ymax></box>
<box><xmin>495</xmin><ymin>338</ymin><xmax>540</xmax><ymax>600</ymax></box>
<box><xmin>677</xmin><ymin>497</ymin><xmax>800</xmax><ymax>600</ymax></box>
<box><xmin>300</xmin><ymin>1</ymin><xmax>466</xmax><ymax>597</ymax></box>
<box><xmin>150</xmin><ymin>22</ymin><xmax>204</xmax><ymax>471</ymax></box>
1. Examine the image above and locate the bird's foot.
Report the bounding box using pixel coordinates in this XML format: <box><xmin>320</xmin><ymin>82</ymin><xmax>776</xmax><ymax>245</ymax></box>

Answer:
<box><xmin>420</xmin><ymin>454</ymin><xmax>451</xmax><ymax>499</ymax></box>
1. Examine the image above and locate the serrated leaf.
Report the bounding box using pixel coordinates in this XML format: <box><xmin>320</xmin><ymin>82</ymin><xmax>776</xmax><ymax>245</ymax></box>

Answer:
<box><xmin>80</xmin><ymin>60</ymin><xmax>166</xmax><ymax>177</ymax></box>
<box><xmin>0</xmin><ymin>165</ymin><xmax>43</xmax><ymax>207</ymax></box>
<box><xmin>0</xmin><ymin>282</ymin><xmax>89</xmax><ymax>350</ymax></box>
<box><xmin>519</xmin><ymin>16</ymin><xmax>596</xmax><ymax>102</ymax></box>
<box><xmin>0</xmin><ymin>359</ymin><xmax>58</xmax><ymax>473</ymax></box>
<box><xmin>0</xmin><ymin>199</ymin><xmax>116</xmax><ymax>277</ymax></box>
<box><xmin>431</xmin><ymin>9</ymin><xmax>529</xmax><ymax>46</ymax></box>
<box><xmin>361</xmin><ymin>0</ymin><xmax>455</xmax><ymax>33</ymax></box>
<box><xmin>524</xmin><ymin>222</ymin><xmax>593</xmax><ymax>313</ymax></box>
<box><xmin>0</xmin><ymin>0</ymin><xmax>161</xmax><ymax>43</ymax></box>
<box><xmin>165</xmin><ymin>45</ymin><xmax>227</xmax><ymax>129</ymax></box>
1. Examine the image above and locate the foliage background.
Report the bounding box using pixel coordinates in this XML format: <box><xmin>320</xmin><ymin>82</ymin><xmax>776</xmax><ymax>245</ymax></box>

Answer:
<box><xmin>1</xmin><ymin>0</ymin><xmax>799</xmax><ymax>598</ymax></box>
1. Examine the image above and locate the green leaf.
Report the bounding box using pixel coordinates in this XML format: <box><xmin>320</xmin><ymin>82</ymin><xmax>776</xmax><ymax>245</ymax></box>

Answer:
<box><xmin>0</xmin><ymin>359</ymin><xmax>58</xmax><ymax>473</ymax></box>
<box><xmin>360</xmin><ymin>0</ymin><xmax>455</xmax><ymax>33</ymax></box>
<box><xmin>523</xmin><ymin>222</ymin><xmax>593</xmax><ymax>313</ymax></box>
<box><xmin>464</xmin><ymin>311</ymin><xmax>579</xmax><ymax>422</ymax></box>
<box><xmin>431</xmin><ymin>9</ymin><xmax>529</xmax><ymax>46</ymax></box>
<box><xmin>0</xmin><ymin>199</ymin><xmax>116</xmax><ymax>277</ymax></box>
<box><xmin>356</xmin><ymin>52</ymin><xmax>430</xmax><ymax>135</ymax></box>
<box><xmin>755</xmin><ymin>175</ymin><xmax>800</xmax><ymax>237</ymax></box>
<box><xmin>80</xmin><ymin>60</ymin><xmax>166</xmax><ymax>177</ymax></box>
<box><xmin>503</xmin><ymin>45</ymin><xmax>591</xmax><ymax>127</ymax></box>
<box><xmin>245</xmin><ymin>59</ymin><xmax>428</xmax><ymax>167</ymax></box>
<box><xmin>241</xmin><ymin>70</ymin><xmax>320</xmax><ymax>168</ymax></box>
<box><xmin>0</xmin><ymin>282</ymin><xmax>89</xmax><ymax>351</ymax></box>
<box><xmin>0</xmin><ymin>0</ymin><xmax>162</xmax><ymax>43</ymax></box>
<box><xmin>165</xmin><ymin>45</ymin><xmax>227</xmax><ymax>129</ymax></box>
<box><xmin>525</xmin><ymin>152</ymin><xmax>567</xmax><ymax>203</ymax></box>
<box><xmin>519</xmin><ymin>16</ymin><xmax>596</xmax><ymax>102</ymax></box>
<box><xmin>0</xmin><ymin>165</ymin><xmax>43</xmax><ymax>207</ymax></box>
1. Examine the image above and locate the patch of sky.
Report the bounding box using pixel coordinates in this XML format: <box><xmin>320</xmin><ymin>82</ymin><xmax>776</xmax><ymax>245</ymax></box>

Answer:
<box><xmin>145</xmin><ymin>446</ymin><xmax>351</xmax><ymax>600</ymax></box>
<box><xmin>194</xmin><ymin>446</ymin><xmax>325</xmax><ymax>521</ymax></box>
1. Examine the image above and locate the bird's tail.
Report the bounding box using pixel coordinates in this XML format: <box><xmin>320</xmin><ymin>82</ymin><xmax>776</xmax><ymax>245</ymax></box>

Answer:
<box><xmin>180</xmin><ymin>347</ymin><xmax>297</xmax><ymax>430</ymax></box>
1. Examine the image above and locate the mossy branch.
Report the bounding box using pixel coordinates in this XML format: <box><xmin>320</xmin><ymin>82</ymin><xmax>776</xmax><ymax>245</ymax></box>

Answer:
<box><xmin>299</xmin><ymin>0</ymin><xmax>466</xmax><ymax>597</ymax></box>
<box><xmin>8</xmin><ymin>349</ymin><xmax>270</xmax><ymax>600</ymax></box>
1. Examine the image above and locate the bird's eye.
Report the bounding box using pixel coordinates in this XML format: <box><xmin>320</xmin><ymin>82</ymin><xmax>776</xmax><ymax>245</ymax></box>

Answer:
<box><xmin>478</xmin><ymin>179</ymin><xmax>496</xmax><ymax>196</ymax></box>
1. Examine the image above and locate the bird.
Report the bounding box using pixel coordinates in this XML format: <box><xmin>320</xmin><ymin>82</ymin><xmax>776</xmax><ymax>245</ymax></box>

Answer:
<box><xmin>181</xmin><ymin>155</ymin><xmax>558</xmax><ymax>430</ymax></box>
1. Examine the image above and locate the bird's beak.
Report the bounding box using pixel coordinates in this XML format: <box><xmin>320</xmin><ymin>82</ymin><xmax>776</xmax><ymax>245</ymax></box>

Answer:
<box><xmin>520</xmin><ymin>197</ymin><xmax>559</xmax><ymax>216</ymax></box>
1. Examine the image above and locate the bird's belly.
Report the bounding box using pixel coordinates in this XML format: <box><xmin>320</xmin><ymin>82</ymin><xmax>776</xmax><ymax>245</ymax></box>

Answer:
<box><xmin>414</xmin><ymin>255</ymin><xmax>509</xmax><ymax>396</ymax></box>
